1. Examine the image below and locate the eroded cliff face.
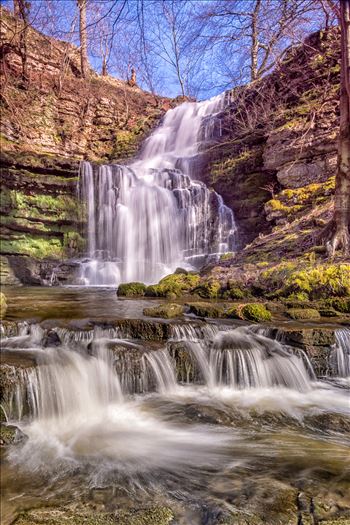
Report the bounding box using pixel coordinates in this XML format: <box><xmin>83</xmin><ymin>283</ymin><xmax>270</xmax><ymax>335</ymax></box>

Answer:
<box><xmin>202</xmin><ymin>29</ymin><xmax>340</xmax><ymax>253</ymax></box>
<box><xmin>0</xmin><ymin>8</ymin><xmax>341</xmax><ymax>284</ymax></box>
<box><xmin>0</xmin><ymin>8</ymin><xmax>175</xmax><ymax>282</ymax></box>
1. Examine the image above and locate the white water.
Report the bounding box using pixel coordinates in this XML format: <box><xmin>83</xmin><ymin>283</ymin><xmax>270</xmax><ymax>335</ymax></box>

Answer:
<box><xmin>332</xmin><ymin>328</ymin><xmax>350</xmax><ymax>377</ymax></box>
<box><xmin>78</xmin><ymin>94</ymin><xmax>235</xmax><ymax>286</ymax></box>
<box><xmin>3</xmin><ymin>322</ymin><xmax>350</xmax><ymax>497</ymax></box>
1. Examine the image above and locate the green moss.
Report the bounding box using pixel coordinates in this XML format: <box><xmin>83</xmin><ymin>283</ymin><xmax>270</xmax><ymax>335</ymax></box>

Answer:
<box><xmin>192</xmin><ymin>280</ymin><xmax>221</xmax><ymax>299</ymax></box>
<box><xmin>118</xmin><ymin>282</ymin><xmax>146</xmax><ymax>297</ymax></box>
<box><xmin>226</xmin><ymin>305</ymin><xmax>243</xmax><ymax>319</ymax></box>
<box><xmin>286</xmin><ymin>308</ymin><xmax>321</xmax><ymax>320</ymax></box>
<box><xmin>0</xmin><ymin>235</ymin><xmax>64</xmax><ymax>259</ymax></box>
<box><xmin>286</xmin><ymin>264</ymin><xmax>350</xmax><ymax>299</ymax></box>
<box><xmin>0</xmin><ymin>423</ymin><xmax>17</xmax><ymax>445</ymax></box>
<box><xmin>260</xmin><ymin>262</ymin><xmax>350</xmax><ymax>300</ymax></box>
<box><xmin>241</xmin><ymin>303</ymin><xmax>272</xmax><ymax>322</ymax></box>
<box><xmin>145</xmin><ymin>272</ymin><xmax>200</xmax><ymax>298</ymax></box>
<box><xmin>220</xmin><ymin>252</ymin><xmax>234</xmax><ymax>262</ymax></box>
<box><xmin>326</xmin><ymin>297</ymin><xmax>350</xmax><ymax>314</ymax></box>
<box><xmin>286</xmin><ymin>292</ymin><xmax>310</xmax><ymax>302</ymax></box>
<box><xmin>0</xmin><ymin>293</ymin><xmax>7</xmax><ymax>319</ymax></box>
<box><xmin>143</xmin><ymin>303</ymin><xmax>184</xmax><ymax>319</ymax></box>
<box><xmin>187</xmin><ymin>302</ymin><xmax>225</xmax><ymax>318</ymax></box>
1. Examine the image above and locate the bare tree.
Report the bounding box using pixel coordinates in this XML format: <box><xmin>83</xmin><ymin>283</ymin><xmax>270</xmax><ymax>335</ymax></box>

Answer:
<box><xmin>77</xmin><ymin>0</ymin><xmax>88</xmax><ymax>78</ymax></box>
<box><xmin>324</xmin><ymin>0</ymin><xmax>350</xmax><ymax>256</ymax></box>
<box><xmin>13</xmin><ymin>0</ymin><xmax>30</xmax><ymax>85</ymax></box>
<box><xmin>198</xmin><ymin>0</ymin><xmax>333</xmax><ymax>86</ymax></box>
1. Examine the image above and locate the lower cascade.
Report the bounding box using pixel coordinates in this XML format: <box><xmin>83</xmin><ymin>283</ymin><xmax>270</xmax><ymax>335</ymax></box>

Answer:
<box><xmin>78</xmin><ymin>94</ymin><xmax>236</xmax><ymax>286</ymax></box>
<box><xmin>2</xmin><ymin>323</ymin><xmax>348</xmax><ymax>423</ymax></box>
<box><xmin>2</xmin><ymin>318</ymin><xmax>350</xmax><ymax>523</ymax></box>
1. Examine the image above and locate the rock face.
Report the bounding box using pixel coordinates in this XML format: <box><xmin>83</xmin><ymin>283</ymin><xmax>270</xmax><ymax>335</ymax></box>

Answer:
<box><xmin>0</xmin><ymin>8</ymin><xmax>174</xmax><ymax>278</ymax></box>
<box><xmin>201</xmin><ymin>29</ymin><xmax>339</xmax><ymax>248</ymax></box>
<box><xmin>0</xmin><ymin>8</ymin><xmax>341</xmax><ymax>278</ymax></box>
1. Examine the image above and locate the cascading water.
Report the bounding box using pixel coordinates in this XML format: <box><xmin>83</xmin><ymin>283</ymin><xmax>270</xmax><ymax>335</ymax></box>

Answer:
<box><xmin>332</xmin><ymin>328</ymin><xmax>350</xmax><ymax>377</ymax></box>
<box><xmin>3</xmin><ymin>317</ymin><xmax>350</xmax><ymax>525</ymax></box>
<box><xmin>78</xmin><ymin>94</ymin><xmax>235</xmax><ymax>286</ymax></box>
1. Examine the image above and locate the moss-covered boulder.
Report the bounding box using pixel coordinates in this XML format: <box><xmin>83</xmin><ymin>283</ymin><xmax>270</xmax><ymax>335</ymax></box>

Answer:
<box><xmin>145</xmin><ymin>272</ymin><xmax>200</xmax><ymax>298</ymax></box>
<box><xmin>0</xmin><ymin>292</ymin><xmax>7</xmax><ymax>319</ymax></box>
<box><xmin>319</xmin><ymin>308</ymin><xmax>341</xmax><ymax>318</ymax></box>
<box><xmin>0</xmin><ymin>423</ymin><xmax>27</xmax><ymax>446</ymax></box>
<box><xmin>226</xmin><ymin>305</ymin><xmax>244</xmax><ymax>319</ymax></box>
<box><xmin>286</xmin><ymin>308</ymin><xmax>321</xmax><ymax>320</ymax></box>
<box><xmin>143</xmin><ymin>303</ymin><xmax>184</xmax><ymax>319</ymax></box>
<box><xmin>187</xmin><ymin>302</ymin><xmax>225</xmax><ymax>318</ymax></box>
<box><xmin>327</xmin><ymin>297</ymin><xmax>350</xmax><ymax>314</ymax></box>
<box><xmin>241</xmin><ymin>303</ymin><xmax>272</xmax><ymax>322</ymax></box>
<box><xmin>192</xmin><ymin>280</ymin><xmax>221</xmax><ymax>299</ymax></box>
<box><xmin>117</xmin><ymin>282</ymin><xmax>146</xmax><ymax>297</ymax></box>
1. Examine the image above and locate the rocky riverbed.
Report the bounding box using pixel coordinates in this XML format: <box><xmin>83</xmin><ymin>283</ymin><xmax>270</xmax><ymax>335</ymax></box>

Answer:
<box><xmin>1</xmin><ymin>287</ymin><xmax>349</xmax><ymax>525</ymax></box>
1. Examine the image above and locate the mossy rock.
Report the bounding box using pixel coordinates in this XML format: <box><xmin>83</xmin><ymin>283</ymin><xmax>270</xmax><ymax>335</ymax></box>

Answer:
<box><xmin>0</xmin><ymin>423</ymin><xmax>26</xmax><ymax>446</ymax></box>
<box><xmin>118</xmin><ymin>282</ymin><xmax>146</xmax><ymax>297</ymax></box>
<box><xmin>226</xmin><ymin>305</ymin><xmax>244</xmax><ymax>319</ymax></box>
<box><xmin>286</xmin><ymin>308</ymin><xmax>321</xmax><ymax>320</ymax></box>
<box><xmin>143</xmin><ymin>303</ymin><xmax>184</xmax><ymax>319</ymax></box>
<box><xmin>187</xmin><ymin>302</ymin><xmax>225</xmax><ymax>318</ymax></box>
<box><xmin>0</xmin><ymin>292</ymin><xmax>7</xmax><ymax>319</ymax></box>
<box><xmin>327</xmin><ymin>297</ymin><xmax>350</xmax><ymax>314</ymax></box>
<box><xmin>319</xmin><ymin>308</ymin><xmax>341</xmax><ymax>318</ymax></box>
<box><xmin>145</xmin><ymin>272</ymin><xmax>200</xmax><ymax>298</ymax></box>
<box><xmin>241</xmin><ymin>303</ymin><xmax>272</xmax><ymax>322</ymax></box>
<box><xmin>192</xmin><ymin>280</ymin><xmax>221</xmax><ymax>299</ymax></box>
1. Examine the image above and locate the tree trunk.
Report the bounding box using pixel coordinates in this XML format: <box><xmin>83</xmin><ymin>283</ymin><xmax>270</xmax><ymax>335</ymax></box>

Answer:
<box><xmin>77</xmin><ymin>0</ymin><xmax>88</xmax><ymax>78</ymax></box>
<box><xmin>13</xmin><ymin>0</ymin><xmax>29</xmax><ymax>86</ymax></box>
<box><xmin>327</xmin><ymin>0</ymin><xmax>350</xmax><ymax>256</ymax></box>
<box><xmin>250</xmin><ymin>0</ymin><xmax>261</xmax><ymax>81</ymax></box>
<box><xmin>101</xmin><ymin>57</ymin><xmax>107</xmax><ymax>76</ymax></box>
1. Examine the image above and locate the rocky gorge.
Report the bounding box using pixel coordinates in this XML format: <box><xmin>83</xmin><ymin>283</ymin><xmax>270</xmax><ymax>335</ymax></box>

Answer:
<box><xmin>0</xmin><ymin>5</ymin><xmax>350</xmax><ymax>525</ymax></box>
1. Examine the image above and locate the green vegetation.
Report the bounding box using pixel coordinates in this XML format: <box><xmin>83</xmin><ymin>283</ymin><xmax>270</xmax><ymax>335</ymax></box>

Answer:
<box><xmin>260</xmin><ymin>262</ymin><xmax>350</xmax><ymax>300</ymax></box>
<box><xmin>0</xmin><ymin>235</ymin><xmax>64</xmax><ymax>259</ymax></box>
<box><xmin>286</xmin><ymin>308</ymin><xmax>321</xmax><ymax>320</ymax></box>
<box><xmin>0</xmin><ymin>293</ymin><xmax>7</xmax><ymax>319</ymax></box>
<box><xmin>143</xmin><ymin>303</ymin><xmax>184</xmax><ymax>318</ymax></box>
<box><xmin>192</xmin><ymin>280</ymin><xmax>221</xmax><ymax>299</ymax></box>
<box><xmin>187</xmin><ymin>302</ymin><xmax>225</xmax><ymax>318</ymax></box>
<box><xmin>241</xmin><ymin>303</ymin><xmax>272</xmax><ymax>322</ymax></box>
<box><xmin>145</xmin><ymin>272</ymin><xmax>200</xmax><ymax>298</ymax></box>
<box><xmin>118</xmin><ymin>282</ymin><xmax>146</xmax><ymax>297</ymax></box>
<box><xmin>326</xmin><ymin>297</ymin><xmax>350</xmax><ymax>314</ymax></box>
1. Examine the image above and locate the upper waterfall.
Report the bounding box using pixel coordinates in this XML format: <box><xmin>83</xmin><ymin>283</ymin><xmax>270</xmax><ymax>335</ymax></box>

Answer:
<box><xmin>78</xmin><ymin>93</ymin><xmax>235</xmax><ymax>286</ymax></box>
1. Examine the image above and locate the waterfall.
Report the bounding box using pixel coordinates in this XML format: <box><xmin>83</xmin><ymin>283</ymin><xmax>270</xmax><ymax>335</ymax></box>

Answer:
<box><xmin>181</xmin><ymin>327</ymin><xmax>314</xmax><ymax>391</ymax></box>
<box><xmin>78</xmin><ymin>94</ymin><xmax>236</xmax><ymax>286</ymax></box>
<box><xmin>332</xmin><ymin>329</ymin><xmax>350</xmax><ymax>377</ymax></box>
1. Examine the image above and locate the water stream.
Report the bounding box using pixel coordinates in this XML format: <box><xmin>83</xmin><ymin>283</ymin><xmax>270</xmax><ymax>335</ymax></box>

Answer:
<box><xmin>1</xmin><ymin>308</ymin><xmax>350</xmax><ymax>523</ymax></box>
<box><xmin>78</xmin><ymin>94</ymin><xmax>235</xmax><ymax>286</ymax></box>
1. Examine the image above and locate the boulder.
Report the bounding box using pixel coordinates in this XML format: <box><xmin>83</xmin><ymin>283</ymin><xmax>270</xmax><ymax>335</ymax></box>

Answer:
<box><xmin>143</xmin><ymin>303</ymin><xmax>184</xmax><ymax>319</ymax></box>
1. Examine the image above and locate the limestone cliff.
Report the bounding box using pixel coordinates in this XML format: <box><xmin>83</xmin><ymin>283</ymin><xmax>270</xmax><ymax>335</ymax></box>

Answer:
<box><xmin>0</xmin><ymin>8</ymin><xmax>342</xmax><ymax>284</ymax></box>
<box><xmin>201</xmin><ymin>29</ymin><xmax>340</xmax><ymax>252</ymax></box>
<box><xmin>0</xmin><ymin>8</ymin><xmax>174</xmax><ymax>281</ymax></box>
